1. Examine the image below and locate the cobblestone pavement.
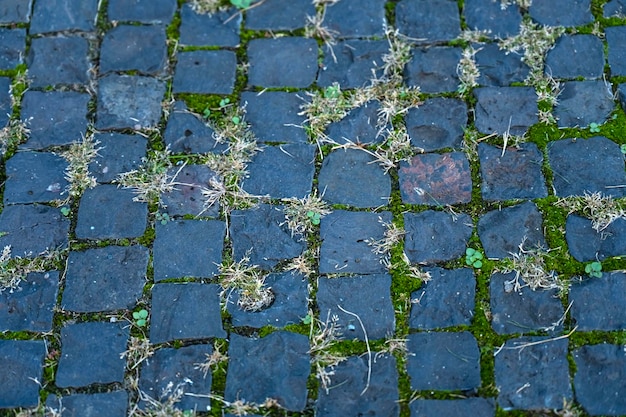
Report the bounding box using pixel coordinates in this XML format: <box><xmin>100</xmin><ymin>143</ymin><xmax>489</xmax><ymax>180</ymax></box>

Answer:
<box><xmin>2</xmin><ymin>0</ymin><xmax>626</xmax><ymax>416</ymax></box>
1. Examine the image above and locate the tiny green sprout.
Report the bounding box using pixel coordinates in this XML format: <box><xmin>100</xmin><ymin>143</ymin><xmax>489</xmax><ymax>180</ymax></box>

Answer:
<box><xmin>60</xmin><ymin>206</ymin><xmax>70</xmax><ymax>217</ymax></box>
<box><xmin>323</xmin><ymin>85</ymin><xmax>341</xmax><ymax>99</ymax></box>
<box><xmin>301</xmin><ymin>314</ymin><xmax>312</xmax><ymax>325</ymax></box>
<box><xmin>465</xmin><ymin>247</ymin><xmax>484</xmax><ymax>269</ymax></box>
<box><xmin>612</xmin><ymin>114</ymin><xmax>618</xmax><ymax>120</ymax></box>
<box><xmin>588</xmin><ymin>122</ymin><xmax>600</xmax><ymax>133</ymax></box>
<box><xmin>306</xmin><ymin>210</ymin><xmax>321</xmax><ymax>225</ymax></box>
<box><xmin>231</xmin><ymin>115</ymin><xmax>241</xmax><ymax>125</ymax></box>
<box><xmin>203</xmin><ymin>108</ymin><xmax>211</xmax><ymax>119</ymax></box>
<box><xmin>219</xmin><ymin>97</ymin><xmax>230</xmax><ymax>108</ymax></box>
<box><xmin>132</xmin><ymin>309</ymin><xmax>149</xmax><ymax>327</ymax></box>
<box><xmin>584</xmin><ymin>261</ymin><xmax>602</xmax><ymax>278</ymax></box>
<box><xmin>230</xmin><ymin>0</ymin><xmax>253</xmax><ymax>9</ymax></box>
<box><xmin>155</xmin><ymin>212</ymin><xmax>170</xmax><ymax>225</ymax></box>
<box><xmin>620</xmin><ymin>144</ymin><xmax>626</xmax><ymax>155</ymax></box>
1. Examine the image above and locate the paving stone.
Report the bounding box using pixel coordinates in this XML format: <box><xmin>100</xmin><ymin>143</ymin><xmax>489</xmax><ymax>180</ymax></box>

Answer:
<box><xmin>173</xmin><ymin>50</ymin><xmax>236</xmax><ymax>94</ymax></box>
<box><xmin>227</xmin><ymin>271</ymin><xmax>308</xmax><ymax>328</ymax></box>
<box><xmin>323</xmin><ymin>0</ymin><xmax>386</xmax><ymax>38</ymax></box>
<box><xmin>318</xmin><ymin>148</ymin><xmax>390</xmax><ymax>207</ymax></box>
<box><xmin>0</xmin><ymin>271</ymin><xmax>59</xmax><ymax>332</ymax></box>
<box><xmin>0</xmin><ymin>340</ymin><xmax>45</xmax><ymax>408</ymax></box>
<box><xmin>89</xmin><ymin>132</ymin><xmax>147</xmax><ymax>183</ymax></box>
<box><xmin>554</xmin><ymin>81</ymin><xmax>615</xmax><ymax>128</ymax></box>
<box><xmin>478</xmin><ymin>201</ymin><xmax>546</xmax><ymax>259</ymax></box>
<box><xmin>565</xmin><ymin>215</ymin><xmax>626</xmax><ymax>262</ymax></box>
<box><xmin>477</xmin><ymin>142</ymin><xmax>547</xmax><ymax>201</ymax></box>
<box><xmin>398</xmin><ymin>152</ymin><xmax>472</xmax><ymax>206</ymax></box>
<box><xmin>409</xmin><ymin>267</ymin><xmax>475</xmax><ymax>329</ymax></box>
<box><xmin>405</xmin><ymin>97</ymin><xmax>467</xmax><ymax>151</ymax></box>
<box><xmin>605</xmin><ymin>0</ymin><xmax>626</xmax><ymax>17</ymax></box>
<box><xmin>0</xmin><ymin>0</ymin><xmax>31</xmax><ymax>23</ymax></box>
<box><xmin>62</xmin><ymin>246</ymin><xmax>148</xmax><ymax>312</ymax></box>
<box><xmin>464</xmin><ymin>0</ymin><xmax>522</xmax><ymax>39</ymax></box>
<box><xmin>164</xmin><ymin>101</ymin><xmax>228</xmax><ymax>154</ymax></box>
<box><xmin>319</xmin><ymin>210</ymin><xmax>391</xmax><ymax>274</ymax></box>
<box><xmin>605</xmin><ymin>26</ymin><xmax>626</xmax><ymax>77</ymax></box>
<box><xmin>495</xmin><ymin>336</ymin><xmax>572</xmax><ymax>410</ymax></box>
<box><xmin>100</xmin><ymin>25</ymin><xmax>167</xmax><ymax>75</ymax></box>
<box><xmin>27</xmin><ymin>36</ymin><xmax>89</xmax><ymax>87</ymax></box>
<box><xmin>545</xmin><ymin>35</ymin><xmax>604</xmax><ymax>80</ymax></box>
<box><xmin>404</xmin><ymin>211</ymin><xmax>473</xmax><ymax>264</ymax></box>
<box><xmin>139</xmin><ymin>344</ymin><xmax>214</xmax><ymax>412</ymax></box>
<box><xmin>396</xmin><ymin>0</ymin><xmax>461</xmax><ymax>43</ymax></box>
<box><xmin>242</xmin><ymin>144</ymin><xmax>315</xmax><ymax>199</ymax></box>
<box><xmin>153</xmin><ymin>219</ymin><xmax>224</xmax><ymax>281</ymax></box>
<box><xmin>317</xmin><ymin>40</ymin><xmax>387</xmax><ymax>88</ymax></box>
<box><xmin>405</xmin><ymin>47</ymin><xmax>462</xmax><ymax>94</ymax></box>
<box><xmin>225</xmin><ymin>332</ymin><xmax>310</xmax><ymax>411</ymax></box>
<box><xmin>230</xmin><ymin>204</ymin><xmax>305</xmax><ymax>270</ymax></box>
<box><xmin>150</xmin><ymin>283</ymin><xmax>225</xmax><ymax>344</ymax></box>
<box><xmin>325</xmin><ymin>100</ymin><xmax>389</xmax><ymax>145</ymax></box>
<box><xmin>30</xmin><ymin>0</ymin><xmax>97</xmax><ymax>33</ymax></box>
<box><xmin>619</xmin><ymin>83</ymin><xmax>626</xmax><ymax>113</ymax></box>
<box><xmin>21</xmin><ymin>90</ymin><xmax>89</xmax><ymax>149</ymax></box>
<box><xmin>96</xmin><ymin>74</ymin><xmax>165</xmax><ymax>130</ymax></box>
<box><xmin>3</xmin><ymin>151</ymin><xmax>69</xmax><ymax>205</ymax></box>
<box><xmin>160</xmin><ymin>164</ymin><xmax>221</xmax><ymax>217</ymax></box>
<box><xmin>547</xmin><ymin>136</ymin><xmax>626</xmax><ymax>198</ymax></box>
<box><xmin>246</xmin><ymin>0</ymin><xmax>314</xmax><ymax>30</ymax></box>
<box><xmin>569</xmin><ymin>272</ymin><xmax>626</xmax><ymax>331</ymax></box>
<box><xmin>75</xmin><ymin>185</ymin><xmax>147</xmax><ymax>239</ymax></box>
<box><xmin>56</xmin><ymin>322</ymin><xmax>128</xmax><ymax>388</ymax></box>
<box><xmin>317</xmin><ymin>274</ymin><xmax>395</xmax><ymax>340</ymax></box>
<box><xmin>407</xmin><ymin>331</ymin><xmax>481</xmax><ymax>391</ymax></box>
<box><xmin>0</xmin><ymin>77</ymin><xmax>10</xmax><ymax>128</ymax></box>
<box><xmin>45</xmin><ymin>391</ymin><xmax>128</xmax><ymax>417</ymax></box>
<box><xmin>410</xmin><ymin>398</ymin><xmax>496</xmax><ymax>417</ymax></box>
<box><xmin>316</xmin><ymin>354</ymin><xmax>399</xmax><ymax>417</ymax></box>
<box><xmin>0</xmin><ymin>204</ymin><xmax>69</xmax><ymax>257</ymax></box>
<box><xmin>179</xmin><ymin>3</ymin><xmax>240</xmax><ymax>46</ymax></box>
<box><xmin>475</xmin><ymin>43</ymin><xmax>529</xmax><ymax>87</ymax></box>
<box><xmin>242</xmin><ymin>91</ymin><xmax>308</xmax><ymax>144</ymax></box>
<box><xmin>107</xmin><ymin>0</ymin><xmax>176</xmax><ymax>24</ymax></box>
<box><xmin>247</xmin><ymin>37</ymin><xmax>318</xmax><ymax>88</ymax></box>
<box><xmin>0</xmin><ymin>28</ymin><xmax>25</xmax><ymax>70</ymax></box>
<box><xmin>573</xmin><ymin>344</ymin><xmax>626</xmax><ymax>416</ymax></box>
<box><xmin>529</xmin><ymin>0</ymin><xmax>593</xmax><ymax>26</ymax></box>
<box><xmin>473</xmin><ymin>87</ymin><xmax>537</xmax><ymax>136</ymax></box>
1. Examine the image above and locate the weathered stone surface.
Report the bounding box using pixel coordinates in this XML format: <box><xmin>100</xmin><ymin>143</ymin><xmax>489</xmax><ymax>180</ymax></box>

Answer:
<box><xmin>475</xmin><ymin>43</ymin><xmax>529</xmax><ymax>87</ymax></box>
<box><xmin>46</xmin><ymin>392</ymin><xmax>128</xmax><ymax>417</ymax></box>
<box><xmin>0</xmin><ymin>340</ymin><xmax>45</xmax><ymax>408</ymax></box>
<box><xmin>405</xmin><ymin>47</ymin><xmax>462</xmax><ymax>94</ymax></box>
<box><xmin>0</xmin><ymin>0</ymin><xmax>31</xmax><ymax>23</ymax></box>
<box><xmin>410</xmin><ymin>398</ymin><xmax>496</xmax><ymax>417</ymax></box>
<box><xmin>0</xmin><ymin>28</ymin><xmax>25</xmax><ymax>70</ymax></box>
<box><xmin>89</xmin><ymin>133</ymin><xmax>147</xmax><ymax>183</ymax></box>
<box><xmin>566</xmin><ymin>215</ymin><xmax>626</xmax><ymax>261</ymax></box>
<box><xmin>325</xmin><ymin>100</ymin><xmax>388</xmax><ymax>145</ymax></box>
<box><xmin>100</xmin><ymin>25</ymin><xmax>167</xmax><ymax>75</ymax></box>
<box><xmin>406</xmin><ymin>97</ymin><xmax>467</xmax><ymax>151</ymax></box>
<box><xmin>30</xmin><ymin>0</ymin><xmax>98</xmax><ymax>34</ymax></box>
<box><xmin>242</xmin><ymin>91</ymin><xmax>308</xmax><ymax>144</ymax></box>
<box><xmin>619</xmin><ymin>83</ymin><xmax>626</xmax><ymax>113</ymax></box>
<box><xmin>0</xmin><ymin>77</ymin><xmax>10</xmax><ymax>128</ymax></box>
<box><xmin>396</xmin><ymin>0</ymin><xmax>460</xmax><ymax>43</ymax></box>
<box><xmin>606</xmin><ymin>26</ymin><xmax>626</xmax><ymax>77</ymax></box>
<box><xmin>3</xmin><ymin>152</ymin><xmax>69</xmax><ymax>204</ymax></box>
<box><xmin>160</xmin><ymin>164</ymin><xmax>221</xmax><ymax>217</ymax></box>
<box><xmin>0</xmin><ymin>271</ymin><xmax>59</xmax><ymax>332</ymax></box>
<box><xmin>318</xmin><ymin>40</ymin><xmax>387</xmax><ymax>88</ymax></box>
<box><xmin>464</xmin><ymin>0</ymin><xmax>522</xmax><ymax>38</ymax></box>
<box><xmin>570</xmin><ymin>272</ymin><xmax>626</xmax><ymax>331</ymax></box>
<box><xmin>474</xmin><ymin>87</ymin><xmax>537</xmax><ymax>136</ymax></box>
<box><xmin>27</xmin><ymin>36</ymin><xmax>90</xmax><ymax>87</ymax></box>
<box><xmin>107</xmin><ymin>0</ymin><xmax>176</xmax><ymax>24</ymax></box>
<box><xmin>545</xmin><ymin>35</ymin><xmax>604</xmax><ymax>79</ymax></box>
<box><xmin>173</xmin><ymin>50</ymin><xmax>236</xmax><ymax>94</ymax></box>
<box><xmin>605</xmin><ymin>0</ymin><xmax>626</xmax><ymax>17</ymax></box>
<box><xmin>180</xmin><ymin>4</ymin><xmax>240</xmax><ymax>47</ymax></box>
<box><xmin>164</xmin><ymin>101</ymin><xmax>228</xmax><ymax>154</ymax></box>
<box><xmin>323</xmin><ymin>0</ymin><xmax>386</xmax><ymax>38</ymax></box>
<box><xmin>529</xmin><ymin>0</ymin><xmax>593</xmax><ymax>26</ymax></box>
<box><xmin>554</xmin><ymin>81</ymin><xmax>615</xmax><ymax>128</ymax></box>
<box><xmin>246</xmin><ymin>0</ymin><xmax>314</xmax><ymax>30</ymax></box>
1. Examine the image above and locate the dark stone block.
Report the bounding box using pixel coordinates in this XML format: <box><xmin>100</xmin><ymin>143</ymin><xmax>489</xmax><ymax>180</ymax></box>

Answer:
<box><xmin>242</xmin><ymin>91</ymin><xmax>308</xmax><ymax>144</ymax></box>
<box><xmin>153</xmin><ymin>219</ymin><xmax>225</xmax><ymax>281</ymax></box>
<box><xmin>30</xmin><ymin>0</ymin><xmax>98</xmax><ymax>34</ymax></box>
<box><xmin>27</xmin><ymin>36</ymin><xmax>89</xmax><ymax>87</ymax></box>
<box><xmin>317</xmin><ymin>354</ymin><xmax>399</xmax><ymax>417</ymax></box>
<box><xmin>545</xmin><ymin>35</ymin><xmax>604</xmax><ymax>80</ymax></box>
<box><xmin>410</xmin><ymin>398</ymin><xmax>496</xmax><ymax>417</ymax></box>
<box><xmin>56</xmin><ymin>322</ymin><xmax>128</xmax><ymax>388</ymax></box>
<box><xmin>404</xmin><ymin>211</ymin><xmax>473</xmax><ymax>264</ymax></box>
<box><xmin>225</xmin><ymin>332</ymin><xmax>310</xmax><ymax>411</ymax></box>
<box><xmin>474</xmin><ymin>87</ymin><xmax>537</xmax><ymax>136</ymax></box>
<box><xmin>554</xmin><ymin>81</ymin><xmax>615</xmax><ymax>128</ymax></box>
<box><xmin>180</xmin><ymin>4</ymin><xmax>240</xmax><ymax>46</ymax></box>
<box><xmin>150</xmin><ymin>283</ymin><xmax>225</xmax><ymax>344</ymax></box>
<box><xmin>464</xmin><ymin>0</ymin><xmax>521</xmax><ymax>39</ymax></box>
<box><xmin>324</xmin><ymin>0</ymin><xmax>386</xmax><ymax>38</ymax></box>
<box><xmin>325</xmin><ymin>100</ymin><xmax>389</xmax><ymax>145</ymax></box>
<box><xmin>318</xmin><ymin>40</ymin><xmax>387</xmax><ymax>88</ymax></box>
<box><xmin>317</xmin><ymin>148</ymin><xmax>390</xmax><ymax>207</ymax></box>
<box><xmin>0</xmin><ymin>340</ymin><xmax>45</xmax><ymax>408</ymax></box>
<box><xmin>0</xmin><ymin>0</ymin><xmax>31</xmax><ymax>23</ymax></box>
<box><xmin>0</xmin><ymin>28</ymin><xmax>25</xmax><ymax>70</ymax></box>
<box><xmin>317</xmin><ymin>274</ymin><xmax>395</xmax><ymax>340</ymax></box>
<box><xmin>405</xmin><ymin>47</ymin><xmax>462</xmax><ymax>94</ymax></box>
<box><xmin>173</xmin><ymin>50</ymin><xmax>236</xmax><ymax>94</ymax></box>
<box><xmin>398</xmin><ymin>152</ymin><xmax>472</xmax><ymax>205</ymax></box>
<box><xmin>108</xmin><ymin>0</ymin><xmax>176</xmax><ymax>24</ymax></box>
<box><xmin>406</xmin><ymin>97</ymin><xmax>467</xmax><ymax>151</ymax></box>
<box><xmin>46</xmin><ymin>392</ymin><xmax>127</xmax><ymax>417</ymax></box>
<box><xmin>475</xmin><ymin>43</ymin><xmax>529</xmax><ymax>87</ymax></box>
<box><xmin>62</xmin><ymin>246</ymin><xmax>148</xmax><ymax>312</ymax></box>
<box><xmin>248</xmin><ymin>37</ymin><xmax>318</xmax><ymax>88</ymax></box>
<box><xmin>161</xmin><ymin>164</ymin><xmax>221</xmax><ymax>217</ymax></box>
<box><xmin>0</xmin><ymin>77</ymin><xmax>10</xmax><ymax>128</ymax></box>
<box><xmin>565</xmin><ymin>215</ymin><xmax>626</xmax><ymax>262</ymax></box>
<box><xmin>570</xmin><ymin>272</ymin><xmax>626</xmax><ymax>331</ymax></box>
<box><xmin>0</xmin><ymin>271</ymin><xmax>59</xmax><ymax>332</ymax></box>
<box><xmin>605</xmin><ymin>26</ymin><xmax>626</xmax><ymax>77</ymax></box>
<box><xmin>619</xmin><ymin>83</ymin><xmax>626</xmax><ymax>113</ymax></box>
<box><xmin>407</xmin><ymin>332</ymin><xmax>481</xmax><ymax>391</ymax></box>
<box><xmin>478</xmin><ymin>201</ymin><xmax>546</xmax><ymax>259</ymax></box>
<box><xmin>3</xmin><ymin>151</ymin><xmax>69</xmax><ymax>204</ymax></box>
<box><xmin>477</xmin><ymin>142</ymin><xmax>547</xmax><ymax>201</ymax></box>
<box><xmin>246</xmin><ymin>0</ymin><xmax>314</xmax><ymax>30</ymax></box>
<box><xmin>89</xmin><ymin>133</ymin><xmax>147</xmax><ymax>183</ymax></box>
<box><xmin>319</xmin><ymin>210</ymin><xmax>391</xmax><ymax>274</ymax></box>
<box><xmin>100</xmin><ymin>25</ymin><xmax>167</xmax><ymax>75</ymax></box>
<box><xmin>605</xmin><ymin>0</ymin><xmax>626</xmax><ymax>17</ymax></box>
<box><xmin>529</xmin><ymin>0</ymin><xmax>593</xmax><ymax>26</ymax></box>
<box><xmin>396</xmin><ymin>0</ymin><xmax>461</xmax><ymax>43</ymax></box>
<box><xmin>164</xmin><ymin>101</ymin><xmax>228</xmax><ymax>154</ymax></box>
<box><xmin>409</xmin><ymin>267</ymin><xmax>475</xmax><ymax>329</ymax></box>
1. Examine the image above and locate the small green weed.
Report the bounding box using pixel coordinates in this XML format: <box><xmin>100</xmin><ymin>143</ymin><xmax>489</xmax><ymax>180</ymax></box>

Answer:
<box><xmin>230</xmin><ymin>0</ymin><xmax>253</xmax><ymax>8</ymax></box>
<box><xmin>585</xmin><ymin>261</ymin><xmax>602</xmax><ymax>278</ymax></box>
<box><xmin>465</xmin><ymin>247</ymin><xmax>484</xmax><ymax>268</ymax></box>
<box><xmin>306</xmin><ymin>210</ymin><xmax>321</xmax><ymax>225</ymax></box>
<box><xmin>132</xmin><ymin>309</ymin><xmax>149</xmax><ymax>327</ymax></box>
<box><xmin>60</xmin><ymin>206</ymin><xmax>71</xmax><ymax>217</ymax></box>
<box><xmin>155</xmin><ymin>212</ymin><xmax>170</xmax><ymax>225</ymax></box>
<box><xmin>589</xmin><ymin>122</ymin><xmax>601</xmax><ymax>133</ymax></box>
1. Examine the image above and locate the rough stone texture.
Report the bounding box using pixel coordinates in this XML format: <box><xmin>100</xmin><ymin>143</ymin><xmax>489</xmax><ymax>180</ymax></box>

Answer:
<box><xmin>464</xmin><ymin>0</ymin><xmax>522</xmax><ymax>38</ymax></box>
<box><xmin>569</xmin><ymin>272</ymin><xmax>626</xmax><ymax>331</ymax></box>
<box><xmin>474</xmin><ymin>87</ymin><xmax>538</xmax><ymax>136</ymax></box>
<box><xmin>0</xmin><ymin>340</ymin><xmax>45</xmax><ymax>408</ymax></box>
<box><xmin>107</xmin><ymin>0</ymin><xmax>176</xmax><ymax>24</ymax></box>
<box><xmin>0</xmin><ymin>0</ymin><xmax>31</xmax><ymax>23</ymax></box>
<box><xmin>160</xmin><ymin>164</ymin><xmax>221</xmax><ymax>217</ymax></box>
<box><xmin>606</xmin><ymin>26</ymin><xmax>626</xmax><ymax>77</ymax></box>
<box><xmin>27</xmin><ymin>36</ymin><xmax>90</xmax><ymax>87</ymax></box>
<box><xmin>0</xmin><ymin>77</ymin><xmax>10</xmax><ymax>128</ymax></box>
<box><xmin>554</xmin><ymin>81</ymin><xmax>615</xmax><ymax>128</ymax></box>
<box><xmin>45</xmin><ymin>392</ymin><xmax>128</xmax><ymax>417</ymax></box>
<box><xmin>530</xmin><ymin>0</ymin><xmax>593</xmax><ymax>26</ymax></box>
<box><xmin>0</xmin><ymin>28</ymin><xmax>25</xmax><ymax>70</ymax></box>
<box><xmin>164</xmin><ymin>101</ymin><xmax>228</xmax><ymax>154</ymax></box>
<box><xmin>605</xmin><ymin>0</ymin><xmax>626</xmax><ymax>17</ymax></box>
<box><xmin>323</xmin><ymin>0</ymin><xmax>386</xmax><ymax>38</ymax></box>
<box><xmin>317</xmin><ymin>274</ymin><xmax>395</xmax><ymax>340</ymax></box>
<box><xmin>225</xmin><ymin>332</ymin><xmax>310</xmax><ymax>412</ymax></box>
<box><xmin>242</xmin><ymin>91</ymin><xmax>308</xmax><ymax>144</ymax></box>
<box><xmin>173</xmin><ymin>50</ymin><xmax>236</xmax><ymax>94</ymax></box>
<box><xmin>620</xmin><ymin>83</ymin><xmax>626</xmax><ymax>113</ymax></box>
<box><xmin>30</xmin><ymin>0</ymin><xmax>98</xmax><ymax>34</ymax></box>
<box><xmin>3</xmin><ymin>152</ymin><xmax>69</xmax><ymax>204</ymax></box>
<box><xmin>100</xmin><ymin>25</ymin><xmax>167</xmax><ymax>75</ymax></box>
<box><xmin>318</xmin><ymin>40</ymin><xmax>387</xmax><ymax>88</ymax></box>
<box><xmin>62</xmin><ymin>246</ymin><xmax>148</xmax><ymax>312</ymax></box>
<box><xmin>89</xmin><ymin>133</ymin><xmax>147</xmax><ymax>183</ymax></box>
<box><xmin>396</xmin><ymin>0</ymin><xmax>460</xmax><ymax>43</ymax></box>
<box><xmin>0</xmin><ymin>271</ymin><xmax>59</xmax><ymax>332</ymax></box>
<box><xmin>245</xmin><ymin>0</ymin><xmax>314</xmax><ymax>30</ymax></box>
<box><xmin>150</xmin><ymin>283</ymin><xmax>226</xmax><ymax>344</ymax></box>
<box><xmin>325</xmin><ymin>100</ymin><xmax>388</xmax><ymax>145</ymax></box>
<box><xmin>475</xmin><ymin>43</ymin><xmax>529</xmax><ymax>87</ymax></box>
<box><xmin>405</xmin><ymin>47</ymin><xmax>462</xmax><ymax>94</ymax></box>
<box><xmin>405</xmin><ymin>97</ymin><xmax>467</xmax><ymax>151</ymax></box>
<box><xmin>566</xmin><ymin>215</ymin><xmax>626</xmax><ymax>262</ymax></box>
<box><xmin>410</xmin><ymin>398</ymin><xmax>496</xmax><ymax>417</ymax></box>
<box><xmin>179</xmin><ymin>4</ymin><xmax>240</xmax><ymax>47</ymax></box>
<box><xmin>545</xmin><ymin>35</ymin><xmax>604</xmax><ymax>79</ymax></box>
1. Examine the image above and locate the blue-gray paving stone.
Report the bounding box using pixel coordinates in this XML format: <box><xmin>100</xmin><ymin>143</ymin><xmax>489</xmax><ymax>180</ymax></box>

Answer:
<box><xmin>396</xmin><ymin>0</ymin><xmax>461</xmax><ymax>43</ymax></box>
<box><xmin>606</xmin><ymin>26</ymin><xmax>626</xmax><ymax>77</ymax></box>
<box><xmin>547</xmin><ymin>136</ymin><xmax>626</xmax><ymax>198</ymax></box>
<box><xmin>164</xmin><ymin>102</ymin><xmax>228</xmax><ymax>154</ymax></box>
<box><xmin>318</xmin><ymin>148</ymin><xmax>390</xmax><ymax>207</ymax></box>
<box><xmin>225</xmin><ymin>332</ymin><xmax>310</xmax><ymax>412</ymax></box>
<box><xmin>407</xmin><ymin>331</ymin><xmax>481</xmax><ymax>391</ymax></box>
<box><xmin>573</xmin><ymin>344</ymin><xmax>626</xmax><ymax>416</ymax></box>
<box><xmin>399</xmin><ymin>152</ymin><xmax>472</xmax><ymax>205</ymax></box>
<box><xmin>107</xmin><ymin>0</ymin><xmax>176</xmax><ymax>24</ymax></box>
<box><xmin>474</xmin><ymin>87</ymin><xmax>537</xmax><ymax>136</ymax></box>
<box><xmin>409</xmin><ymin>267</ymin><xmax>475</xmax><ymax>329</ymax></box>
<box><xmin>545</xmin><ymin>35</ymin><xmax>604</xmax><ymax>80</ymax></box>
<box><xmin>325</xmin><ymin>100</ymin><xmax>389</xmax><ymax>145</ymax></box>
<box><xmin>27</xmin><ymin>36</ymin><xmax>90</xmax><ymax>87</ymax></box>
<box><xmin>96</xmin><ymin>74</ymin><xmax>166</xmax><ymax>130</ymax></box>
<box><xmin>246</xmin><ymin>0</ymin><xmax>314</xmax><ymax>30</ymax></box>
<box><xmin>56</xmin><ymin>322</ymin><xmax>128</xmax><ymax>388</ymax></box>
<box><xmin>323</xmin><ymin>0</ymin><xmax>386</xmax><ymax>38</ymax></box>
<box><xmin>180</xmin><ymin>4</ymin><xmax>240</xmax><ymax>46</ymax></box>
<box><xmin>153</xmin><ymin>219</ymin><xmax>225</xmax><ymax>281</ymax></box>
<box><xmin>464</xmin><ymin>0</ymin><xmax>521</xmax><ymax>39</ymax></box>
<box><xmin>317</xmin><ymin>354</ymin><xmax>399</xmax><ymax>417</ymax></box>
<box><xmin>21</xmin><ymin>90</ymin><xmax>89</xmax><ymax>149</ymax></box>
<box><xmin>0</xmin><ymin>271</ymin><xmax>59</xmax><ymax>332</ymax></box>
<box><xmin>495</xmin><ymin>337</ymin><xmax>572</xmax><ymax>410</ymax></box>
<box><xmin>477</xmin><ymin>142</ymin><xmax>547</xmax><ymax>201</ymax></box>
<box><xmin>318</xmin><ymin>40</ymin><xmax>387</xmax><ymax>89</ymax></box>
<box><xmin>404</xmin><ymin>211</ymin><xmax>473</xmax><ymax>264</ymax></box>
<box><xmin>100</xmin><ymin>25</ymin><xmax>167</xmax><ymax>75</ymax></box>
<box><xmin>0</xmin><ymin>77</ymin><xmax>10</xmax><ymax>128</ymax></box>
<box><xmin>478</xmin><ymin>201</ymin><xmax>546</xmax><ymax>259</ymax></box>
<box><xmin>475</xmin><ymin>43</ymin><xmax>529</xmax><ymax>87</ymax></box>
<box><xmin>173</xmin><ymin>50</ymin><xmax>236</xmax><ymax>95</ymax></box>
<box><xmin>89</xmin><ymin>133</ymin><xmax>147</xmax><ymax>183</ymax></box>
<box><xmin>138</xmin><ymin>344</ymin><xmax>213</xmax><ymax>412</ymax></box>
<box><xmin>150</xmin><ymin>283</ymin><xmax>225</xmax><ymax>344</ymax></box>
<box><xmin>565</xmin><ymin>215</ymin><xmax>626</xmax><ymax>261</ymax></box>
<box><xmin>490</xmin><ymin>272</ymin><xmax>564</xmax><ymax>335</ymax></box>
<box><xmin>406</xmin><ymin>98</ymin><xmax>467</xmax><ymax>151</ymax></box>
<box><xmin>161</xmin><ymin>164</ymin><xmax>221</xmax><ymax>217</ymax></box>
<box><xmin>529</xmin><ymin>0</ymin><xmax>593</xmax><ymax>26</ymax></box>
<box><xmin>0</xmin><ymin>340</ymin><xmax>45</xmax><ymax>408</ymax></box>
<box><xmin>3</xmin><ymin>152</ymin><xmax>69</xmax><ymax>204</ymax></box>
<box><xmin>247</xmin><ymin>37</ymin><xmax>318</xmax><ymax>88</ymax></box>
<box><xmin>411</xmin><ymin>398</ymin><xmax>496</xmax><ymax>417</ymax></box>
<box><xmin>0</xmin><ymin>28</ymin><xmax>25</xmax><ymax>70</ymax></box>
<box><xmin>242</xmin><ymin>144</ymin><xmax>315</xmax><ymax>199</ymax></box>
<box><xmin>0</xmin><ymin>0</ymin><xmax>31</xmax><ymax>23</ymax></box>
<box><xmin>620</xmin><ymin>83</ymin><xmax>626</xmax><ymax>113</ymax></box>
<box><xmin>46</xmin><ymin>392</ymin><xmax>128</xmax><ymax>417</ymax></box>
<box><xmin>554</xmin><ymin>81</ymin><xmax>615</xmax><ymax>128</ymax></box>
<box><xmin>242</xmin><ymin>91</ymin><xmax>308</xmax><ymax>144</ymax></box>
<box><xmin>0</xmin><ymin>204</ymin><xmax>69</xmax><ymax>257</ymax></box>
<box><xmin>605</xmin><ymin>0</ymin><xmax>626</xmax><ymax>16</ymax></box>
<box><xmin>569</xmin><ymin>272</ymin><xmax>626</xmax><ymax>331</ymax></box>
<box><xmin>319</xmin><ymin>210</ymin><xmax>391</xmax><ymax>274</ymax></box>
<box><xmin>227</xmin><ymin>271</ymin><xmax>308</xmax><ymax>328</ymax></box>
<box><xmin>317</xmin><ymin>274</ymin><xmax>395</xmax><ymax>341</ymax></box>
<box><xmin>62</xmin><ymin>246</ymin><xmax>148</xmax><ymax>313</ymax></box>
<box><xmin>230</xmin><ymin>204</ymin><xmax>305</xmax><ymax>270</ymax></box>
<box><xmin>30</xmin><ymin>0</ymin><xmax>98</xmax><ymax>34</ymax></box>
<box><xmin>405</xmin><ymin>47</ymin><xmax>462</xmax><ymax>94</ymax></box>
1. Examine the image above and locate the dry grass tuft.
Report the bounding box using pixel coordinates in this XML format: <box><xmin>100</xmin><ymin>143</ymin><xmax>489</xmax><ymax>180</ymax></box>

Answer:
<box><xmin>557</xmin><ymin>192</ymin><xmax>626</xmax><ymax>233</ymax></box>
<box><xmin>219</xmin><ymin>256</ymin><xmax>274</xmax><ymax>311</ymax></box>
<box><xmin>194</xmin><ymin>340</ymin><xmax>228</xmax><ymax>378</ymax></box>
<box><xmin>188</xmin><ymin>0</ymin><xmax>228</xmax><ymax>15</ymax></box>
<box><xmin>115</xmin><ymin>149</ymin><xmax>175</xmax><ymax>203</ymax></box>
<box><xmin>281</xmin><ymin>191</ymin><xmax>332</xmax><ymax>237</ymax></box>
<box><xmin>367</xmin><ymin>217</ymin><xmax>405</xmax><ymax>256</ymax></box>
<box><xmin>61</xmin><ymin>133</ymin><xmax>101</xmax><ymax>200</ymax></box>
<box><xmin>284</xmin><ymin>249</ymin><xmax>318</xmax><ymax>278</ymax></box>
<box><xmin>0</xmin><ymin>246</ymin><xmax>64</xmax><ymax>293</ymax></box>
<box><xmin>496</xmin><ymin>239</ymin><xmax>562</xmax><ymax>292</ymax></box>
<box><xmin>0</xmin><ymin>118</ymin><xmax>29</xmax><ymax>156</ymax></box>
<box><xmin>130</xmin><ymin>382</ymin><xmax>196</xmax><ymax>417</ymax></box>
<box><xmin>309</xmin><ymin>310</ymin><xmax>347</xmax><ymax>394</ymax></box>
<box><xmin>457</xmin><ymin>45</ymin><xmax>481</xmax><ymax>95</ymax></box>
